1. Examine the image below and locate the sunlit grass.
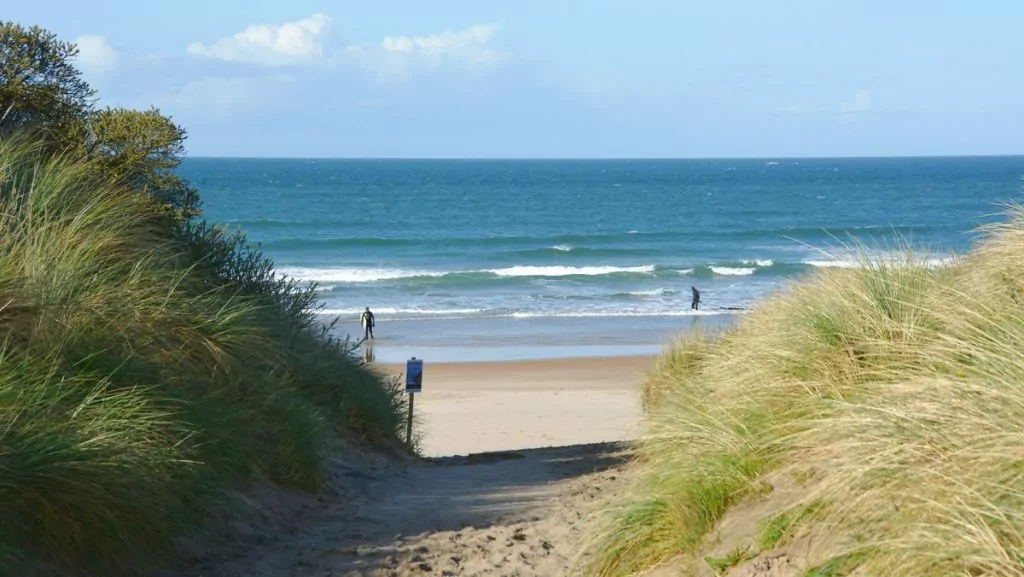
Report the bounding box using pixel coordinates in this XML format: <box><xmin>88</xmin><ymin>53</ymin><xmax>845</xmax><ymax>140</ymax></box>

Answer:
<box><xmin>0</xmin><ymin>136</ymin><xmax>406</xmax><ymax>574</ymax></box>
<box><xmin>587</xmin><ymin>215</ymin><xmax>1024</xmax><ymax>575</ymax></box>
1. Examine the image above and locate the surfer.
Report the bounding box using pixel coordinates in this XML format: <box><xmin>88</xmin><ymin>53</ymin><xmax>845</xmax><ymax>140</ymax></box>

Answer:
<box><xmin>690</xmin><ymin>286</ymin><xmax>701</xmax><ymax>310</ymax></box>
<box><xmin>360</xmin><ymin>307</ymin><xmax>376</xmax><ymax>340</ymax></box>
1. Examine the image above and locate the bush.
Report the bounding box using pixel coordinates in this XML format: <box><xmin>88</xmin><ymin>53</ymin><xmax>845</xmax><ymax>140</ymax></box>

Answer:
<box><xmin>173</xmin><ymin>219</ymin><xmax>407</xmax><ymax>445</ymax></box>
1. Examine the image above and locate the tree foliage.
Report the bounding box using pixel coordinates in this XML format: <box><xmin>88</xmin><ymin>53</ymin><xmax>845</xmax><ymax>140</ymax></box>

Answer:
<box><xmin>89</xmin><ymin>107</ymin><xmax>201</xmax><ymax>219</ymax></box>
<box><xmin>0</xmin><ymin>21</ymin><xmax>94</xmax><ymax>148</ymax></box>
<box><xmin>0</xmin><ymin>22</ymin><xmax>199</xmax><ymax>220</ymax></box>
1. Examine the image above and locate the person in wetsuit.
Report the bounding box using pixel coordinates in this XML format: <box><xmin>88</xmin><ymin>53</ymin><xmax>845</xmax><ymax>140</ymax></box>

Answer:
<box><xmin>360</xmin><ymin>307</ymin><xmax>376</xmax><ymax>340</ymax></box>
<box><xmin>690</xmin><ymin>286</ymin><xmax>701</xmax><ymax>310</ymax></box>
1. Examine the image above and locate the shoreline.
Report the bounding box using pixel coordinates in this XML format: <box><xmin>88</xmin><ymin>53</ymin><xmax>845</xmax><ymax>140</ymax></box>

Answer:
<box><xmin>348</xmin><ymin>313</ymin><xmax>737</xmax><ymax>364</ymax></box>
<box><xmin>375</xmin><ymin>355</ymin><xmax>653</xmax><ymax>456</ymax></box>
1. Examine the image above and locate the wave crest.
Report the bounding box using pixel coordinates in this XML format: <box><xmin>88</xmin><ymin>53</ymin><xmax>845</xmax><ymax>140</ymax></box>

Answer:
<box><xmin>490</xmin><ymin>265</ymin><xmax>655</xmax><ymax>277</ymax></box>
<box><xmin>709</xmin><ymin>266</ymin><xmax>756</xmax><ymax>276</ymax></box>
<box><xmin>277</xmin><ymin>267</ymin><xmax>446</xmax><ymax>283</ymax></box>
<box><xmin>804</xmin><ymin>255</ymin><xmax>957</xmax><ymax>270</ymax></box>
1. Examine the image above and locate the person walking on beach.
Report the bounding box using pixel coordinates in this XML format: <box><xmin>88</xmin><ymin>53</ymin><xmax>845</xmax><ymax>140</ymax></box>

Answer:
<box><xmin>690</xmin><ymin>286</ymin><xmax>701</xmax><ymax>310</ymax></box>
<box><xmin>360</xmin><ymin>307</ymin><xmax>376</xmax><ymax>340</ymax></box>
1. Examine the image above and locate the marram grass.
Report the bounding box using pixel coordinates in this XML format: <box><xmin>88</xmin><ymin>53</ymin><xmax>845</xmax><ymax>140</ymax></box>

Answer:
<box><xmin>0</xmin><ymin>138</ymin><xmax>405</xmax><ymax>575</ymax></box>
<box><xmin>586</xmin><ymin>215</ymin><xmax>1024</xmax><ymax>576</ymax></box>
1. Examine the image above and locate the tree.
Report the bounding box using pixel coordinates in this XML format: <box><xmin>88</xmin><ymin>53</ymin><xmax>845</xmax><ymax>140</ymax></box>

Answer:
<box><xmin>0</xmin><ymin>23</ymin><xmax>200</xmax><ymax>221</ymax></box>
<box><xmin>89</xmin><ymin>107</ymin><xmax>201</xmax><ymax>219</ymax></box>
<box><xmin>0</xmin><ymin>21</ymin><xmax>94</xmax><ymax>148</ymax></box>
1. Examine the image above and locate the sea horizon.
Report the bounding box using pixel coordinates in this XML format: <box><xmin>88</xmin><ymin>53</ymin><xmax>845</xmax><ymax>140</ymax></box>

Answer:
<box><xmin>181</xmin><ymin>156</ymin><xmax>1024</xmax><ymax>363</ymax></box>
<box><xmin>189</xmin><ymin>154</ymin><xmax>1024</xmax><ymax>161</ymax></box>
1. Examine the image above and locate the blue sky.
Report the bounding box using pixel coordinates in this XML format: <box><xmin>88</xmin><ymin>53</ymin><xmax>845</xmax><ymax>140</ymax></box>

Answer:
<box><xmin>8</xmin><ymin>1</ymin><xmax>1023</xmax><ymax>158</ymax></box>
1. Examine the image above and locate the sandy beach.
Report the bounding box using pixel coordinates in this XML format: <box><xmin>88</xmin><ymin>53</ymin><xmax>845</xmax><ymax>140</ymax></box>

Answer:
<box><xmin>161</xmin><ymin>355</ymin><xmax>653</xmax><ymax>577</ymax></box>
<box><xmin>378</xmin><ymin>355</ymin><xmax>653</xmax><ymax>457</ymax></box>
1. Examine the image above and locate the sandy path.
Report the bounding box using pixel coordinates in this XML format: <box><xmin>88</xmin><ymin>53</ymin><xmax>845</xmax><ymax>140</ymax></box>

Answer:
<box><xmin>158</xmin><ymin>356</ymin><xmax>650</xmax><ymax>577</ymax></box>
<box><xmin>167</xmin><ymin>443</ymin><xmax>630</xmax><ymax>577</ymax></box>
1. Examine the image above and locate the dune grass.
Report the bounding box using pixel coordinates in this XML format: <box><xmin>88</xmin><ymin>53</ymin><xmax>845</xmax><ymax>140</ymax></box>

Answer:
<box><xmin>587</xmin><ymin>210</ymin><xmax>1024</xmax><ymax>576</ymax></box>
<box><xmin>0</xmin><ymin>138</ymin><xmax>406</xmax><ymax>575</ymax></box>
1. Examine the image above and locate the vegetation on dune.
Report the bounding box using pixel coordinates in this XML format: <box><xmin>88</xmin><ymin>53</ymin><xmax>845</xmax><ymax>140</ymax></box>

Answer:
<box><xmin>588</xmin><ymin>216</ymin><xmax>1024</xmax><ymax>576</ymax></box>
<box><xmin>0</xmin><ymin>21</ymin><xmax>406</xmax><ymax>576</ymax></box>
<box><xmin>0</xmin><ymin>24</ymin><xmax>93</xmax><ymax>148</ymax></box>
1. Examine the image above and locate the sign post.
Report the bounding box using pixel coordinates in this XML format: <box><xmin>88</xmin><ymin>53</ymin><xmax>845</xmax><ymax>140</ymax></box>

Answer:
<box><xmin>405</xmin><ymin>357</ymin><xmax>423</xmax><ymax>448</ymax></box>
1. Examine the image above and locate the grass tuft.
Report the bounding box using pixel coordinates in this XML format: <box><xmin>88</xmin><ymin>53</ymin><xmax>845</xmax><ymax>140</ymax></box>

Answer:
<box><xmin>758</xmin><ymin>512</ymin><xmax>793</xmax><ymax>551</ymax></box>
<box><xmin>705</xmin><ymin>546</ymin><xmax>754</xmax><ymax>574</ymax></box>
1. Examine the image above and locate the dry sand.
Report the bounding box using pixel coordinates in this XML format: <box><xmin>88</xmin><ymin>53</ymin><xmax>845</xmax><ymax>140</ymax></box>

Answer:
<box><xmin>159</xmin><ymin>356</ymin><xmax>652</xmax><ymax>577</ymax></box>
<box><xmin>380</xmin><ymin>356</ymin><xmax>652</xmax><ymax>457</ymax></box>
<box><xmin>163</xmin><ymin>443</ymin><xmax>632</xmax><ymax>577</ymax></box>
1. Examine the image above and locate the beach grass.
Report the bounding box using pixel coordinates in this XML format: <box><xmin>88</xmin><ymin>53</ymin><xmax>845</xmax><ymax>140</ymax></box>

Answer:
<box><xmin>0</xmin><ymin>138</ymin><xmax>406</xmax><ymax>575</ymax></box>
<box><xmin>587</xmin><ymin>208</ymin><xmax>1024</xmax><ymax>576</ymax></box>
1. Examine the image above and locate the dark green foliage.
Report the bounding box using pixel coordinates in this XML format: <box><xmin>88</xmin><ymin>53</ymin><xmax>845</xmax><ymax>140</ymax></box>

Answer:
<box><xmin>0</xmin><ymin>22</ymin><xmax>94</xmax><ymax>149</ymax></box>
<box><xmin>88</xmin><ymin>106</ymin><xmax>201</xmax><ymax>220</ymax></box>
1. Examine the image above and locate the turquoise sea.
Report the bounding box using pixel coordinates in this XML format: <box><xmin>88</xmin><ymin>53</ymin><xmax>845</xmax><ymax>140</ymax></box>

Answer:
<box><xmin>181</xmin><ymin>157</ymin><xmax>1024</xmax><ymax>362</ymax></box>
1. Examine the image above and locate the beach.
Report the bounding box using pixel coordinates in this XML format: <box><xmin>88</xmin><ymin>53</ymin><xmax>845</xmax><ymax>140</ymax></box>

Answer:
<box><xmin>377</xmin><ymin>355</ymin><xmax>653</xmax><ymax>456</ymax></box>
<box><xmin>160</xmin><ymin>356</ymin><xmax>652</xmax><ymax>577</ymax></box>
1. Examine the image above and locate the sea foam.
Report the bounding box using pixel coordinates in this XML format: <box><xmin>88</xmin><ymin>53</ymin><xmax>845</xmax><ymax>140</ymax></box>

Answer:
<box><xmin>709</xmin><ymin>266</ymin><xmax>757</xmax><ymax>276</ymax></box>
<box><xmin>489</xmin><ymin>265</ymin><xmax>656</xmax><ymax>277</ymax></box>
<box><xmin>804</xmin><ymin>255</ymin><xmax>957</xmax><ymax>270</ymax></box>
<box><xmin>278</xmin><ymin>264</ymin><xmax>661</xmax><ymax>283</ymax></box>
<box><xmin>276</xmin><ymin>267</ymin><xmax>445</xmax><ymax>283</ymax></box>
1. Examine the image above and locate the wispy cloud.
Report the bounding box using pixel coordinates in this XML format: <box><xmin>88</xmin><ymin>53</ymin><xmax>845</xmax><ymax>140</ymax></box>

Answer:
<box><xmin>187</xmin><ymin>13</ymin><xmax>332</xmax><ymax>66</ymax></box>
<box><xmin>142</xmin><ymin>17</ymin><xmax>508</xmax><ymax>124</ymax></box>
<box><xmin>343</xmin><ymin>22</ymin><xmax>504</xmax><ymax>81</ymax></box>
<box><xmin>841</xmin><ymin>89</ymin><xmax>873</xmax><ymax>113</ymax></box>
<box><xmin>186</xmin><ymin>15</ymin><xmax>504</xmax><ymax>80</ymax></box>
<box><xmin>74</xmin><ymin>35</ymin><xmax>119</xmax><ymax>74</ymax></box>
<box><xmin>838</xmin><ymin>89</ymin><xmax>873</xmax><ymax>123</ymax></box>
<box><xmin>381</xmin><ymin>23</ymin><xmax>501</xmax><ymax>65</ymax></box>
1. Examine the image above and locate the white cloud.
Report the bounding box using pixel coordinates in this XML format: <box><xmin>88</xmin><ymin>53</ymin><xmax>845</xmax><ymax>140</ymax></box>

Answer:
<box><xmin>841</xmin><ymin>89</ymin><xmax>872</xmax><ymax>113</ymax></box>
<box><xmin>181</xmin><ymin>17</ymin><xmax>504</xmax><ymax>91</ymax></box>
<box><xmin>75</xmin><ymin>35</ymin><xmax>119</xmax><ymax>74</ymax></box>
<box><xmin>381</xmin><ymin>23</ymin><xmax>501</xmax><ymax>64</ymax></box>
<box><xmin>342</xmin><ymin>22</ymin><xmax>504</xmax><ymax>81</ymax></box>
<box><xmin>188</xmin><ymin>13</ymin><xmax>332</xmax><ymax>66</ymax></box>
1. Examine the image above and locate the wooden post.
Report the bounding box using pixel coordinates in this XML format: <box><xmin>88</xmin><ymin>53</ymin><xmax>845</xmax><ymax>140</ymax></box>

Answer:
<box><xmin>404</xmin><ymin>357</ymin><xmax>422</xmax><ymax>450</ymax></box>
<box><xmin>406</xmin><ymin>391</ymin><xmax>415</xmax><ymax>448</ymax></box>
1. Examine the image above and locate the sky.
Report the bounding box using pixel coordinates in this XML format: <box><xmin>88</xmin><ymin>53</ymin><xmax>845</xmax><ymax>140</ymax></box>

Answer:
<box><xmin>7</xmin><ymin>1</ymin><xmax>1024</xmax><ymax>158</ymax></box>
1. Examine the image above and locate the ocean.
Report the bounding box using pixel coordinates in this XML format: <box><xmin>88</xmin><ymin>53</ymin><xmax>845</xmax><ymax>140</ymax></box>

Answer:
<box><xmin>180</xmin><ymin>157</ymin><xmax>1024</xmax><ymax>362</ymax></box>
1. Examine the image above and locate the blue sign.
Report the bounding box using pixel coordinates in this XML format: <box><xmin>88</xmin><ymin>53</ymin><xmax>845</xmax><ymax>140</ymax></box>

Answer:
<box><xmin>405</xmin><ymin>358</ymin><xmax>423</xmax><ymax>393</ymax></box>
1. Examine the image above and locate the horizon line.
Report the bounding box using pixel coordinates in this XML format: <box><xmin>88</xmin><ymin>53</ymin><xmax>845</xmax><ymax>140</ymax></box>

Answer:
<box><xmin>185</xmin><ymin>153</ymin><xmax>1024</xmax><ymax>161</ymax></box>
